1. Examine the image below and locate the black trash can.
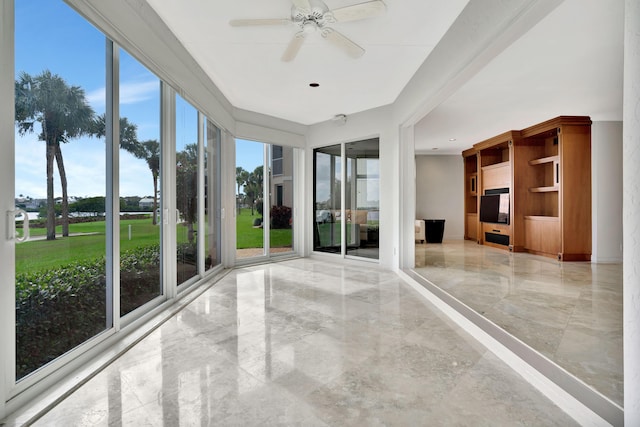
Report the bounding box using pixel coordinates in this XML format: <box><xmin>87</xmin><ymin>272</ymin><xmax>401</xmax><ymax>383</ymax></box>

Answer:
<box><xmin>424</xmin><ymin>219</ymin><xmax>445</xmax><ymax>243</ymax></box>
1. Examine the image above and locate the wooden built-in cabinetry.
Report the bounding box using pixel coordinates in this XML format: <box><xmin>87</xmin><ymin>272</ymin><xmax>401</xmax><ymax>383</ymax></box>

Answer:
<box><xmin>462</xmin><ymin>116</ymin><xmax>591</xmax><ymax>261</ymax></box>
<box><xmin>462</xmin><ymin>148</ymin><xmax>478</xmax><ymax>242</ymax></box>
<box><xmin>474</xmin><ymin>131</ymin><xmax>519</xmax><ymax>250</ymax></box>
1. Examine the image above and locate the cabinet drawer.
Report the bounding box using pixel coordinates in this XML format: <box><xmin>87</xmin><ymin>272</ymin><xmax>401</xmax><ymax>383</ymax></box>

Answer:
<box><xmin>482</xmin><ymin>222</ymin><xmax>510</xmax><ymax>235</ymax></box>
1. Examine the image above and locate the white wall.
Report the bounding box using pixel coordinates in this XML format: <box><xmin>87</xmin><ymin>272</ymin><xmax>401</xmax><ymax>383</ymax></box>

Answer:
<box><xmin>592</xmin><ymin>121</ymin><xmax>623</xmax><ymax>263</ymax></box>
<box><xmin>623</xmin><ymin>0</ymin><xmax>640</xmax><ymax>422</ymax></box>
<box><xmin>306</xmin><ymin>106</ymin><xmax>398</xmax><ymax>269</ymax></box>
<box><xmin>415</xmin><ymin>155</ymin><xmax>464</xmax><ymax>241</ymax></box>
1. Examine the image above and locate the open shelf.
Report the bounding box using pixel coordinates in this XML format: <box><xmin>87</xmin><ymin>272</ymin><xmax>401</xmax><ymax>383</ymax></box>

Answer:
<box><xmin>529</xmin><ymin>186</ymin><xmax>558</xmax><ymax>193</ymax></box>
<box><xmin>529</xmin><ymin>155</ymin><xmax>558</xmax><ymax>166</ymax></box>
<box><xmin>524</xmin><ymin>215</ymin><xmax>559</xmax><ymax>221</ymax></box>
<box><xmin>481</xmin><ymin>160</ymin><xmax>510</xmax><ymax>171</ymax></box>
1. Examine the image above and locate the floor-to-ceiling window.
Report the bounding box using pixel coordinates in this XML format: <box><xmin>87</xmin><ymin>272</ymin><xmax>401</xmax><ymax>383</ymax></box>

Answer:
<box><xmin>236</xmin><ymin>139</ymin><xmax>265</xmax><ymax>260</ymax></box>
<box><xmin>269</xmin><ymin>145</ymin><xmax>294</xmax><ymax>255</ymax></box>
<box><xmin>205</xmin><ymin>119</ymin><xmax>222</xmax><ymax>271</ymax></box>
<box><xmin>175</xmin><ymin>95</ymin><xmax>199</xmax><ymax>285</ymax></box>
<box><xmin>118</xmin><ymin>49</ymin><xmax>162</xmax><ymax>316</ymax></box>
<box><xmin>345</xmin><ymin>139</ymin><xmax>379</xmax><ymax>259</ymax></box>
<box><xmin>14</xmin><ymin>0</ymin><xmax>108</xmax><ymax>380</ymax></box>
<box><xmin>4</xmin><ymin>0</ymin><xmax>225</xmax><ymax>411</ymax></box>
<box><xmin>313</xmin><ymin>139</ymin><xmax>379</xmax><ymax>260</ymax></box>
<box><xmin>236</xmin><ymin>139</ymin><xmax>296</xmax><ymax>261</ymax></box>
<box><xmin>313</xmin><ymin>144</ymin><xmax>343</xmax><ymax>254</ymax></box>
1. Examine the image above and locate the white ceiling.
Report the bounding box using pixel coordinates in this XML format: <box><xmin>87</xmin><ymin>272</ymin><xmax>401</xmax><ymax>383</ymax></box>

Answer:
<box><xmin>414</xmin><ymin>0</ymin><xmax>624</xmax><ymax>154</ymax></box>
<box><xmin>144</xmin><ymin>0</ymin><xmax>624</xmax><ymax>154</ymax></box>
<box><xmin>144</xmin><ymin>0</ymin><xmax>470</xmax><ymax>125</ymax></box>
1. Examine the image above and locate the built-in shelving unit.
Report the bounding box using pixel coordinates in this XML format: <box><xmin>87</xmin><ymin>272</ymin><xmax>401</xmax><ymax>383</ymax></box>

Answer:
<box><xmin>462</xmin><ymin>116</ymin><xmax>592</xmax><ymax>261</ymax></box>
<box><xmin>473</xmin><ymin>131</ymin><xmax>519</xmax><ymax>249</ymax></box>
<box><xmin>462</xmin><ymin>148</ymin><xmax>478</xmax><ymax>242</ymax></box>
<box><xmin>518</xmin><ymin>116</ymin><xmax>591</xmax><ymax>260</ymax></box>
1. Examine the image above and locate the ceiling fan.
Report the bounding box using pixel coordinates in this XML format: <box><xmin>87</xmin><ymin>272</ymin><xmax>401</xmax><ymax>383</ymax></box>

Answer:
<box><xmin>229</xmin><ymin>0</ymin><xmax>387</xmax><ymax>61</ymax></box>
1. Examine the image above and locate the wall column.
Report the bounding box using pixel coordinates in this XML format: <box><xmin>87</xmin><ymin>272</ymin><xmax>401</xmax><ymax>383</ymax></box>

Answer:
<box><xmin>623</xmin><ymin>0</ymin><xmax>640</xmax><ymax>424</ymax></box>
<box><xmin>591</xmin><ymin>121</ymin><xmax>623</xmax><ymax>263</ymax></box>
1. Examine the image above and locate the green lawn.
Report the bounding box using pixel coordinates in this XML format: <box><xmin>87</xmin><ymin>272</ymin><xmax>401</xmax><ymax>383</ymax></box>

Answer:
<box><xmin>16</xmin><ymin>212</ymin><xmax>293</xmax><ymax>274</ymax></box>
<box><xmin>16</xmin><ymin>218</ymin><xmax>160</xmax><ymax>273</ymax></box>
<box><xmin>235</xmin><ymin>209</ymin><xmax>292</xmax><ymax>249</ymax></box>
<box><xmin>26</xmin><ymin>219</ymin><xmax>114</xmax><ymax>237</ymax></box>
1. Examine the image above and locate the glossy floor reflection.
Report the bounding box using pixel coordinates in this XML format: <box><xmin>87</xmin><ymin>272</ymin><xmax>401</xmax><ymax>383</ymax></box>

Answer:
<box><xmin>35</xmin><ymin>258</ymin><xmax>580</xmax><ymax>426</ymax></box>
<box><xmin>414</xmin><ymin>240</ymin><xmax>623</xmax><ymax>406</ymax></box>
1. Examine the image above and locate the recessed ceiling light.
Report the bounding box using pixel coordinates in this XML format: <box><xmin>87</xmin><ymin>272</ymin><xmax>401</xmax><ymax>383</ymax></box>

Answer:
<box><xmin>449</xmin><ymin>138</ymin><xmax>457</xmax><ymax>141</ymax></box>
<box><xmin>432</xmin><ymin>148</ymin><xmax>439</xmax><ymax>151</ymax></box>
<box><xmin>309</xmin><ymin>82</ymin><xmax>320</xmax><ymax>87</ymax></box>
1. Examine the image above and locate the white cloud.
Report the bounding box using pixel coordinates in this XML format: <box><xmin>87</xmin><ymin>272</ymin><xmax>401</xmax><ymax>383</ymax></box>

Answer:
<box><xmin>15</xmin><ymin>133</ymin><xmax>154</xmax><ymax>199</ymax></box>
<box><xmin>86</xmin><ymin>88</ymin><xmax>106</xmax><ymax>110</ymax></box>
<box><xmin>86</xmin><ymin>79</ymin><xmax>158</xmax><ymax>110</ymax></box>
<box><xmin>120</xmin><ymin>80</ymin><xmax>159</xmax><ymax>105</ymax></box>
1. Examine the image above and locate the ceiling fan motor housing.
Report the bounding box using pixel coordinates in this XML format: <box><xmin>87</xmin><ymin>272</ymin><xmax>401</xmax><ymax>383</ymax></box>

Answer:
<box><xmin>232</xmin><ymin>0</ymin><xmax>386</xmax><ymax>61</ymax></box>
<box><xmin>292</xmin><ymin>0</ymin><xmax>333</xmax><ymax>29</ymax></box>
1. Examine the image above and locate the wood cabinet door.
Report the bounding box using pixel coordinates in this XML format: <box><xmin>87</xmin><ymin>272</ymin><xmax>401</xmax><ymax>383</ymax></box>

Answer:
<box><xmin>524</xmin><ymin>217</ymin><xmax>560</xmax><ymax>255</ymax></box>
<box><xmin>540</xmin><ymin>220</ymin><xmax>561</xmax><ymax>255</ymax></box>
<box><xmin>466</xmin><ymin>213</ymin><xmax>477</xmax><ymax>240</ymax></box>
<box><xmin>524</xmin><ymin>218</ymin><xmax>540</xmax><ymax>251</ymax></box>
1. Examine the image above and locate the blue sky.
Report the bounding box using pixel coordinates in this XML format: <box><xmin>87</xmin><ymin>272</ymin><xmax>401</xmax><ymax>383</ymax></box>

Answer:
<box><xmin>14</xmin><ymin>0</ymin><xmax>261</xmax><ymax>201</ymax></box>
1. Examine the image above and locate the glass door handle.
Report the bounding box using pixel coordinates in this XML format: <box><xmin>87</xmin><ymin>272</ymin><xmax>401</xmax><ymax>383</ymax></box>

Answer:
<box><xmin>7</xmin><ymin>208</ymin><xmax>30</xmax><ymax>243</ymax></box>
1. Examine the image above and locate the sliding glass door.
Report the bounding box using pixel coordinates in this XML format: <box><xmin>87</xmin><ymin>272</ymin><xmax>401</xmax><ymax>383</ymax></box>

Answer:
<box><xmin>13</xmin><ymin>0</ymin><xmax>108</xmax><ymax>379</ymax></box>
<box><xmin>118</xmin><ymin>49</ymin><xmax>162</xmax><ymax>316</ymax></box>
<box><xmin>313</xmin><ymin>144</ymin><xmax>342</xmax><ymax>253</ymax></box>
<box><xmin>345</xmin><ymin>139</ymin><xmax>379</xmax><ymax>259</ymax></box>
<box><xmin>4</xmin><ymin>0</ymin><xmax>225</xmax><ymax>407</ymax></box>
<box><xmin>176</xmin><ymin>97</ymin><xmax>222</xmax><ymax>285</ymax></box>
<box><xmin>269</xmin><ymin>145</ymin><xmax>294</xmax><ymax>255</ymax></box>
<box><xmin>175</xmin><ymin>95</ymin><xmax>199</xmax><ymax>285</ymax></box>
<box><xmin>204</xmin><ymin>120</ymin><xmax>222</xmax><ymax>271</ymax></box>
<box><xmin>236</xmin><ymin>139</ymin><xmax>265</xmax><ymax>260</ymax></box>
<box><xmin>313</xmin><ymin>139</ymin><xmax>379</xmax><ymax>260</ymax></box>
<box><xmin>236</xmin><ymin>139</ymin><xmax>295</xmax><ymax>261</ymax></box>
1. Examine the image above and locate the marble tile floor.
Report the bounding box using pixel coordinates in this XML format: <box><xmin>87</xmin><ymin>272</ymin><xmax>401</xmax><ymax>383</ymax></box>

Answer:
<box><xmin>31</xmin><ymin>258</ymin><xmax>582</xmax><ymax>426</ymax></box>
<box><xmin>414</xmin><ymin>240</ymin><xmax>623</xmax><ymax>406</ymax></box>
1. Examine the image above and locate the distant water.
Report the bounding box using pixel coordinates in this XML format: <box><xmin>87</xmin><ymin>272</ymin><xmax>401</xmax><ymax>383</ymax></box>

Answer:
<box><xmin>15</xmin><ymin>211</ymin><xmax>150</xmax><ymax>221</ymax></box>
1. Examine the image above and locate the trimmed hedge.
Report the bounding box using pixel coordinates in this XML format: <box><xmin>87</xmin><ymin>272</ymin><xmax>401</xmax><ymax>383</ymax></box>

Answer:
<box><xmin>16</xmin><ymin>259</ymin><xmax>107</xmax><ymax>379</ymax></box>
<box><xmin>16</xmin><ymin>244</ymin><xmax>162</xmax><ymax>379</ymax></box>
<box><xmin>271</xmin><ymin>205</ymin><xmax>292</xmax><ymax>229</ymax></box>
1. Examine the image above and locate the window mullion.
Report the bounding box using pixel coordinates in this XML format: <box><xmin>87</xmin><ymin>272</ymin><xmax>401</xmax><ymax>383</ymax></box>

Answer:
<box><xmin>106</xmin><ymin>39</ymin><xmax>120</xmax><ymax>331</ymax></box>
<box><xmin>0</xmin><ymin>0</ymin><xmax>16</xmax><ymax>415</ymax></box>
<box><xmin>161</xmin><ymin>83</ymin><xmax>177</xmax><ymax>299</ymax></box>
<box><xmin>197</xmin><ymin>112</ymin><xmax>205</xmax><ymax>276</ymax></box>
<box><xmin>340</xmin><ymin>143</ymin><xmax>346</xmax><ymax>257</ymax></box>
<box><xmin>264</xmin><ymin>144</ymin><xmax>270</xmax><ymax>256</ymax></box>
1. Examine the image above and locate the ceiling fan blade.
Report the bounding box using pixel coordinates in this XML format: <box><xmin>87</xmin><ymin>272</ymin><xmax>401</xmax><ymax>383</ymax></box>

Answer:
<box><xmin>291</xmin><ymin>0</ymin><xmax>311</xmax><ymax>10</ymax></box>
<box><xmin>229</xmin><ymin>18</ymin><xmax>291</xmax><ymax>27</ymax></box>
<box><xmin>281</xmin><ymin>32</ymin><xmax>306</xmax><ymax>62</ymax></box>
<box><xmin>322</xmin><ymin>28</ymin><xmax>364</xmax><ymax>58</ymax></box>
<box><xmin>331</xmin><ymin>0</ymin><xmax>386</xmax><ymax>22</ymax></box>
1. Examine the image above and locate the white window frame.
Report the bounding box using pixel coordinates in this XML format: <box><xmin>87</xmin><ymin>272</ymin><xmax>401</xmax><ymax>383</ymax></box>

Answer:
<box><xmin>0</xmin><ymin>3</ymin><xmax>227</xmax><ymax>419</ymax></box>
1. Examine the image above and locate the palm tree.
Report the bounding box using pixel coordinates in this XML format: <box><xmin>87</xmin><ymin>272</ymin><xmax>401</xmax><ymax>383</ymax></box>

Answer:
<box><xmin>15</xmin><ymin>70</ymin><xmax>95</xmax><ymax>240</ymax></box>
<box><xmin>91</xmin><ymin>114</ymin><xmax>140</xmax><ymax>156</ymax></box>
<box><xmin>91</xmin><ymin>117</ymin><xmax>162</xmax><ymax>226</ymax></box>
<box><xmin>176</xmin><ymin>144</ymin><xmax>198</xmax><ymax>243</ymax></box>
<box><xmin>244</xmin><ymin>165</ymin><xmax>264</xmax><ymax>216</ymax></box>
<box><xmin>235</xmin><ymin>166</ymin><xmax>245</xmax><ymax>195</ymax></box>
<box><xmin>137</xmin><ymin>140</ymin><xmax>160</xmax><ymax>225</ymax></box>
<box><xmin>235</xmin><ymin>167</ymin><xmax>249</xmax><ymax>214</ymax></box>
